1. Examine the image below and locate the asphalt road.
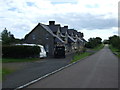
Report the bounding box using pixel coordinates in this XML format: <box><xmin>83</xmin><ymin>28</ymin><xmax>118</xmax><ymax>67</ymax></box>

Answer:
<box><xmin>2</xmin><ymin>53</ymin><xmax>75</xmax><ymax>88</ymax></box>
<box><xmin>27</xmin><ymin>45</ymin><xmax>118</xmax><ymax>88</ymax></box>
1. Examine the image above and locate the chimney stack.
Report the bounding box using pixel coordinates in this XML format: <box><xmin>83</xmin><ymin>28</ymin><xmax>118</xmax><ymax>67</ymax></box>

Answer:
<box><xmin>80</xmin><ymin>32</ymin><xmax>84</xmax><ymax>37</ymax></box>
<box><xmin>49</xmin><ymin>21</ymin><xmax>55</xmax><ymax>25</ymax></box>
<box><xmin>64</xmin><ymin>26</ymin><xmax>68</xmax><ymax>29</ymax></box>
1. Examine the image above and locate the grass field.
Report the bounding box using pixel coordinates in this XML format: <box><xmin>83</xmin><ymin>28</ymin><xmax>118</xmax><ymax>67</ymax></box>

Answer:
<box><xmin>2</xmin><ymin>58</ymin><xmax>40</xmax><ymax>63</ymax></box>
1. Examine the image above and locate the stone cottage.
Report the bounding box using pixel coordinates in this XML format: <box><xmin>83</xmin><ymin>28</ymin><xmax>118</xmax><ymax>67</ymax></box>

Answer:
<box><xmin>24</xmin><ymin>21</ymin><xmax>86</xmax><ymax>57</ymax></box>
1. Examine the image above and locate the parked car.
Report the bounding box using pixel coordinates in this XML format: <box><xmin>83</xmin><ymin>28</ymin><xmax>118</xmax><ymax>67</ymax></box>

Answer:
<box><xmin>15</xmin><ymin>44</ymin><xmax>47</xmax><ymax>58</ymax></box>
<box><xmin>54</xmin><ymin>46</ymin><xmax>65</xmax><ymax>58</ymax></box>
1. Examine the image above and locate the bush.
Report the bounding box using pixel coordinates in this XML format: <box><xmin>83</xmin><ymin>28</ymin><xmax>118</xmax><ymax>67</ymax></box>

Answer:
<box><xmin>2</xmin><ymin>45</ymin><xmax>40</xmax><ymax>58</ymax></box>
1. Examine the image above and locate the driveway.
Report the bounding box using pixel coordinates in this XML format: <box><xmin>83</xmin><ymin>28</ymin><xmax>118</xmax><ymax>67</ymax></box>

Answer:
<box><xmin>27</xmin><ymin>45</ymin><xmax>118</xmax><ymax>88</ymax></box>
<box><xmin>2</xmin><ymin>53</ymin><xmax>75</xmax><ymax>88</ymax></box>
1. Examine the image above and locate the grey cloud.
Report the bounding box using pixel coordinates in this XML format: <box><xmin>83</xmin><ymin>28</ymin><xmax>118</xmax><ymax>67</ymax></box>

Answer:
<box><xmin>12</xmin><ymin>24</ymin><xmax>31</xmax><ymax>31</ymax></box>
<box><xmin>11</xmin><ymin>13</ymin><xmax>117</xmax><ymax>38</ymax></box>
<box><xmin>47</xmin><ymin>13</ymin><xmax>117</xmax><ymax>30</ymax></box>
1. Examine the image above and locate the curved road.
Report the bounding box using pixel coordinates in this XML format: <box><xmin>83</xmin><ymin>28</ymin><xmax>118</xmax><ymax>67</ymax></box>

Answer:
<box><xmin>27</xmin><ymin>45</ymin><xmax>118</xmax><ymax>88</ymax></box>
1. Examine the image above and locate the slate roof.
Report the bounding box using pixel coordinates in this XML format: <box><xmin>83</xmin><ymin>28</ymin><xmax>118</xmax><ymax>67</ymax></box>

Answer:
<box><xmin>68</xmin><ymin>29</ymin><xmax>78</xmax><ymax>37</ymax></box>
<box><xmin>41</xmin><ymin>23</ymin><xmax>64</xmax><ymax>43</ymax></box>
<box><xmin>47</xmin><ymin>24</ymin><xmax>60</xmax><ymax>33</ymax></box>
<box><xmin>77</xmin><ymin>32</ymin><xmax>81</xmax><ymax>37</ymax></box>
<box><xmin>82</xmin><ymin>38</ymin><xmax>87</xmax><ymax>42</ymax></box>
<box><xmin>78</xmin><ymin>38</ymin><xmax>83</xmax><ymax>42</ymax></box>
<box><xmin>73</xmin><ymin>30</ymin><xmax>78</xmax><ymax>36</ymax></box>
<box><xmin>61</xmin><ymin>27</ymin><xmax>68</xmax><ymax>34</ymax></box>
<box><xmin>54</xmin><ymin>36</ymin><xmax>64</xmax><ymax>43</ymax></box>
<box><xmin>67</xmin><ymin>29</ymin><xmax>74</xmax><ymax>36</ymax></box>
<box><xmin>77</xmin><ymin>32</ymin><xmax>84</xmax><ymax>38</ymax></box>
<box><xmin>68</xmin><ymin>35</ymin><xmax>76</xmax><ymax>43</ymax></box>
<box><xmin>81</xmin><ymin>33</ymin><xmax>84</xmax><ymax>37</ymax></box>
<box><xmin>41</xmin><ymin>23</ymin><xmax>54</xmax><ymax>36</ymax></box>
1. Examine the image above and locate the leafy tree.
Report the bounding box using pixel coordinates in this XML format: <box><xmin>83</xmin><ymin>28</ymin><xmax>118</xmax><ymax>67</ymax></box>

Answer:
<box><xmin>95</xmin><ymin>37</ymin><xmax>102</xmax><ymax>44</ymax></box>
<box><xmin>1</xmin><ymin>28</ymin><xmax>15</xmax><ymax>45</ymax></box>
<box><xmin>85</xmin><ymin>37</ymin><xmax>102</xmax><ymax>48</ymax></box>
<box><xmin>109</xmin><ymin>35</ymin><xmax>120</xmax><ymax>50</ymax></box>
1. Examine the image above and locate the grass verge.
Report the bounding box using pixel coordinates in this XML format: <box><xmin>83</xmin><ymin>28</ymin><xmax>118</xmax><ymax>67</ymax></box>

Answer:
<box><xmin>2</xmin><ymin>68</ymin><xmax>14</xmax><ymax>76</ymax></box>
<box><xmin>71</xmin><ymin>52</ymin><xmax>91</xmax><ymax>63</ymax></box>
<box><xmin>2</xmin><ymin>58</ymin><xmax>40</xmax><ymax>63</ymax></box>
<box><xmin>0</xmin><ymin>69</ymin><xmax>2</xmax><ymax>81</ymax></box>
<box><xmin>109</xmin><ymin>45</ymin><xmax>120</xmax><ymax>57</ymax></box>
<box><xmin>71</xmin><ymin>44</ymin><xmax>104</xmax><ymax>63</ymax></box>
<box><xmin>92</xmin><ymin>44</ymin><xmax>104</xmax><ymax>51</ymax></box>
<box><xmin>2</xmin><ymin>68</ymin><xmax>15</xmax><ymax>80</ymax></box>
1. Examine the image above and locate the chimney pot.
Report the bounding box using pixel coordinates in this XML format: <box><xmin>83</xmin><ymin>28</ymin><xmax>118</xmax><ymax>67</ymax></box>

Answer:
<box><xmin>64</xmin><ymin>26</ymin><xmax>68</xmax><ymax>29</ymax></box>
<box><xmin>49</xmin><ymin>21</ymin><xmax>55</xmax><ymax>25</ymax></box>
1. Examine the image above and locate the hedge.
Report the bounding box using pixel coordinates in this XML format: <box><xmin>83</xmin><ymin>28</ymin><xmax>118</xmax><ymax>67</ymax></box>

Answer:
<box><xmin>2</xmin><ymin>45</ymin><xmax>41</xmax><ymax>58</ymax></box>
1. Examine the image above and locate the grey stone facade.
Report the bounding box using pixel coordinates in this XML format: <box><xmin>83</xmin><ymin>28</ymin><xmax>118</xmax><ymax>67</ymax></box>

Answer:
<box><xmin>24</xmin><ymin>21</ymin><xmax>86</xmax><ymax>57</ymax></box>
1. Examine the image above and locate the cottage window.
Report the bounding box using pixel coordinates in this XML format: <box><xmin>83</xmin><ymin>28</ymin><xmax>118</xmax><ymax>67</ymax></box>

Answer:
<box><xmin>32</xmin><ymin>35</ymin><xmax>36</xmax><ymax>40</ymax></box>
<box><xmin>46</xmin><ymin>34</ymin><xmax>49</xmax><ymax>40</ymax></box>
<box><xmin>45</xmin><ymin>45</ymin><xmax>49</xmax><ymax>52</ymax></box>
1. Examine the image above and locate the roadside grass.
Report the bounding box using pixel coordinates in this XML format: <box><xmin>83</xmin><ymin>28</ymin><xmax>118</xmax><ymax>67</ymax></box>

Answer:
<box><xmin>71</xmin><ymin>44</ymin><xmax>104</xmax><ymax>63</ymax></box>
<box><xmin>0</xmin><ymin>59</ymin><xmax>1</xmax><ymax>81</ymax></box>
<box><xmin>109</xmin><ymin>45</ymin><xmax>120</xmax><ymax>57</ymax></box>
<box><xmin>71</xmin><ymin>52</ymin><xmax>91</xmax><ymax>63</ymax></box>
<box><xmin>1</xmin><ymin>58</ymin><xmax>41</xmax><ymax>79</ymax></box>
<box><xmin>0</xmin><ymin>69</ymin><xmax>2</xmax><ymax>81</ymax></box>
<box><xmin>2</xmin><ymin>68</ymin><xmax>15</xmax><ymax>80</ymax></box>
<box><xmin>92</xmin><ymin>44</ymin><xmax>104</xmax><ymax>51</ymax></box>
<box><xmin>2</xmin><ymin>58</ymin><xmax>40</xmax><ymax>63</ymax></box>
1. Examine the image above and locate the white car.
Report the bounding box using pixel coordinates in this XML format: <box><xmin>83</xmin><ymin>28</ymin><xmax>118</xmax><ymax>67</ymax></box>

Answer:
<box><xmin>15</xmin><ymin>43</ymin><xmax>47</xmax><ymax>58</ymax></box>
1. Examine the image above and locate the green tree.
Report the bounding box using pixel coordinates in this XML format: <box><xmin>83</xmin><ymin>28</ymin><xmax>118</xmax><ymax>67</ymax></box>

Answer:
<box><xmin>85</xmin><ymin>37</ymin><xmax>102</xmax><ymax>48</ymax></box>
<box><xmin>95</xmin><ymin>37</ymin><xmax>102</xmax><ymax>44</ymax></box>
<box><xmin>109</xmin><ymin>35</ymin><xmax>120</xmax><ymax>50</ymax></box>
<box><xmin>1</xmin><ymin>28</ymin><xmax>15</xmax><ymax>45</ymax></box>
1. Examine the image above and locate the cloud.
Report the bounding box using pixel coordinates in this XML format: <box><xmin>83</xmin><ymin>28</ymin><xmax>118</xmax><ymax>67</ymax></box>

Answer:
<box><xmin>0</xmin><ymin>0</ymin><xmax>118</xmax><ymax>40</ymax></box>
<box><xmin>45</xmin><ymin>13</ymin><xmax>117</xmax><ymax>30</ymax></box>
<box><xmin>79</xmin><ymin>27</ymin><xmax>118</xmax><ymax>41</ymax></box>
<box><xmin>26</xmin><ymin>2</ymin><xmax>35</xmax><ymax>6</ymax></box>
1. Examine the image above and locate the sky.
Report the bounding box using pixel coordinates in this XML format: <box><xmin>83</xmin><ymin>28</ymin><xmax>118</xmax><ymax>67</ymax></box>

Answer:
<box><xmin>0</xmin><ymin>0</ymin><xmax>119</xmax><ymax>41</ymax></box>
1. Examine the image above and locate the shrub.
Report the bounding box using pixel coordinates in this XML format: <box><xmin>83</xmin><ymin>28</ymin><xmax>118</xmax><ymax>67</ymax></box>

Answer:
<box><xmin>2</xmin><ymin>45</ymin><xmax>40</xmax><ymax>58</ymax></box>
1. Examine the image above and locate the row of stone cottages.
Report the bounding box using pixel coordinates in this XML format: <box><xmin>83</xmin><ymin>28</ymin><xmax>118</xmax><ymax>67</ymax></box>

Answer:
<box><xmin>23</xmin><ymin>21</ymin><xmax>86</xmax><ymax>57</ymax></box>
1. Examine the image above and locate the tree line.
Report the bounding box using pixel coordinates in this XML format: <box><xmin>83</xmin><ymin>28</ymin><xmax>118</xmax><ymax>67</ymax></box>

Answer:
<box><xmin>85</xmin><ymin>37</ymin><xmax>102</xmax><ymax>48</ymax></box>
<box><xmin>103</xmin><ymin>35</ymin><xmax>120</xmax><ymax>50</ymax></box>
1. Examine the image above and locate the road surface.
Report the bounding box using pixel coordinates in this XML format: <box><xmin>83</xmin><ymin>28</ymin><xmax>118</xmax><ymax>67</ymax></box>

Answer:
<box><xmin>27</xmin><ymin>45</ymin><xmax>118</xmax><ymax>88</ymax></box>
<box><xmin>2</xmin><ymin>53</ymin><xmax>75</xmax><ymax>88</ymax></box>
